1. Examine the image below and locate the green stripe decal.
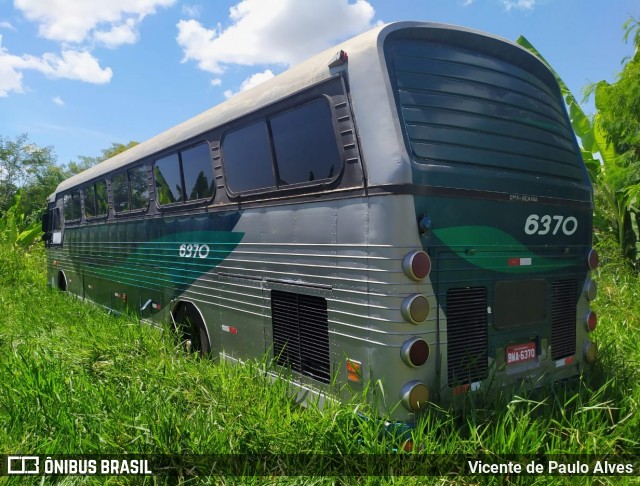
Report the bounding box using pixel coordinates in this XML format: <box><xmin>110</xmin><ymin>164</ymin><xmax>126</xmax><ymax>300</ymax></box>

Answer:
<box><xmin>87</xmin><ymin>230</ymin><xmax>244</xmax><ymax>291</ymax></box>
<box><xmin>432</xmin><ymin>226</ymin><xmax>573</xmax><ymax>273</ymax></box>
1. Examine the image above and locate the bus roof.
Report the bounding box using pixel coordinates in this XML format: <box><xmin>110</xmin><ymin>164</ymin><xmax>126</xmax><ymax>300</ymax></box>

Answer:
<box><xmin>50</xmin><ymin>21</ymin><xmax>539</xmax><ymax>201</ymax></box>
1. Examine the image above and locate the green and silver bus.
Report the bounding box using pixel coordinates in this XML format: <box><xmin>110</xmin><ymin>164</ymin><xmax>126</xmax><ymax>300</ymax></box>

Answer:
<box><xmin>43</xmin><ymin>21</ymin><xmax>598</xmax><ymax>422</ymax></box>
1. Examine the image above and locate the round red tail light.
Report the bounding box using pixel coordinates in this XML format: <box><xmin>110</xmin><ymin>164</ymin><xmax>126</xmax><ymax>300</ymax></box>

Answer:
<box><xmin>401</xmin><ymin>337</ymin><xmax>430</xmax><ymax>367</ymax></box>
<box><xmin>585</xmin><ymin>311</ymin><xmax>597</xmax><ymax>332</ymax></box>
<box><xmin>588</xmin><ymin>248</ymin><xmax>599</xmax><ymax>270</ymax></box>
<box><xmin>402</xmin><ymin>250</ymin><xmax>431</xmax><ymax>281</ymax></box>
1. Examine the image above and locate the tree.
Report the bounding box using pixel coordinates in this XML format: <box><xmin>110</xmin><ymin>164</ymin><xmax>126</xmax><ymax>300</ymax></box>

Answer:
<box><xmin>518</xmin><ymin>18</ymin><xmax>640</xmax><ymax>263</ymax></box>
<box><xmin>0</xmin><ymin>134</ymin><xmax>60</xmax><ymax>227</ymax></box>
<box><xmin>67</xmin><ymin>141</ymin><xmax>139</xmax><ymax>175</ymax></box>
<box><xmin>585</xmin><ymin>18</ymin><xmax>640</xmax><ymax>261</ymax></box>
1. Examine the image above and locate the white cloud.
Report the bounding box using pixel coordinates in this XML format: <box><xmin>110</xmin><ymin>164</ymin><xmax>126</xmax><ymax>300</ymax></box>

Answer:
<box><xmin>0</xmin><ymin>35</ymin><xmax>112</xmax><ymax>96</ymax></box>
<box><xmin>93</xmin><ymin>18</ymin><xmax>138</xmax><ymax>48</ymax></box>
<box><xmin>40</xmin><ymin>50</ymin><xmax>113</xmax><ymax>83</ymax></box>
<box><xmin>177</xmin><ymin>0</ymin><xmax>376</xmax><ymax>81</ymax></box>
<box><xmin>52</xmin><ymin>96</ymin><xmax>64</xmax><ymax>105</ymax></box>
<box><xmin>0</xmin><ymin>42</ymin><xmax>26</xmax><ymax>96</ymax></box>
<box><xmin>181</xmin><ymin>4</ymin><xmax>202</xmax><ymax>18</ymax></box>
<box><xmin>223</xmin><ymin>69</ymin><xmax>274</xmax><ymax>98</ymax></box>
<box><xmin>14</xmin><ymin>0</ymin><xmax>175</xmax><ymax>46</ymax></box>
<box><xmin>502</xmin><ymin>0</ymin><xmax>536</xmax><ymax>11</ymax></box>
<box><xmin>210</xmin><ymin>78</ymin><xmax>222</xmax><ymax>87</ymax></box>
<box><xmin>2</xmin><ymin>0</ymin><xmax>171</xmax><ymax>96</ymax></box>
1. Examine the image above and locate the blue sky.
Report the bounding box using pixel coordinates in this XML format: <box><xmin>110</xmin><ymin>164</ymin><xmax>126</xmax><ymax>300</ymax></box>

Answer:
<box><xmin>0</xmin><ymin>0</ymin><xmax>637</xmax><ymax>166</ymax></box>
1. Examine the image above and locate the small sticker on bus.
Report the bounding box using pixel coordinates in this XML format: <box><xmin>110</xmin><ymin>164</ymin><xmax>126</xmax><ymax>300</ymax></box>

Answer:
<box><xmin>508</xmin><ymin>257</ymin><xmax>532</xmax><ymax>266</ymax></box>
<box><xmin>555</xmin><ymin>356</ymin><xmax>575</xmax><ymax>368</ymax></box>
<box><xmin>506</xmin><ymin>342</ymin><xmax>536</xmax><ymax>365</ymax></box>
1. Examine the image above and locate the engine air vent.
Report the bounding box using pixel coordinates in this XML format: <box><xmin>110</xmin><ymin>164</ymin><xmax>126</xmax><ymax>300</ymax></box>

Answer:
<box><xmin>446</xmin><ymin>287</ymin><xmax>488</xmax><ymax>386</ymax></box>
<box><xmin>271</xmin><ymin>290</ymin><xmax>330</xmax><ymax>384</ymax></box>
<box><xmin>551</xmin><ymin>279</ymin><xmax>577</xmax><ymax>360</ymax></box>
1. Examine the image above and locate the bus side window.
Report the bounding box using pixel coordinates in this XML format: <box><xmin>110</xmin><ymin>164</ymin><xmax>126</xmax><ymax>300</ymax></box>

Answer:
<box><xmin>63</xmin><ymin>190</ymin><xmax>81</xmax><ymax>222</ymax></box>
<box><xmin>222</xmin><ymin>121</ymin><xmax>275</xmax><ymax>193</ymax></box>
<box><xmin>95</xmin><ymin>180</ymin><xmax>108</xmax><ymax>216</ymax></box>
<box><xmin>129</xmin><ymin>165</ymin><xmax>149</xmax><ymax>210</ymax></box>
<box><xmin>84</xmin><ymin>184</ymin><xmax>97</xmax><ymax>218</ymax></box>
<box><xmin>182</xmin><ymin>143</ymin><xmax>215</xmax><ymax>201</ymax></box>
<box><xmin>84</xmin><ymin>179</ymin><xmax>109</xmax><ymax>219</ymax></box>
<box><xmin>155</xmin><ymin>154</ymin><xmax>183</xmax><ymax>205</ymax></box>
<box><xmin>51</xmin><ymin>208</ymin><xmax>61</xmax><ymax>231</ymax></box>
<box><xmin>112</xmin><ymin>172</ymin><xmax>130</xmax><ymax>213</ymax></box>
<box><xmin>270</xmin><ymin>99</ymin><xmax>341</xmax><ymax>186</ymax></box>
<box><xmin>49</xmin><ymin>207</ymin><xmax>61</xmax><ymax>245</ymax></box>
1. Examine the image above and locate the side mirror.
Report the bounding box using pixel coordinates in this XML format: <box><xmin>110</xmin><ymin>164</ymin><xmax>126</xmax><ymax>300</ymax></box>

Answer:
<box><xmin>41</xmin><ymin>212</ymin><xmax>49</xmax><ymax>232</ymax></box>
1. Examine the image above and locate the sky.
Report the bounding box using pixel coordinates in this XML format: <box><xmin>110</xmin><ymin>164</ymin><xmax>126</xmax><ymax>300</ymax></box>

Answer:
<box><xmin>0</xmin><ymin>0</ymin><xmax>638</xmax><ymax>166</ymax></box>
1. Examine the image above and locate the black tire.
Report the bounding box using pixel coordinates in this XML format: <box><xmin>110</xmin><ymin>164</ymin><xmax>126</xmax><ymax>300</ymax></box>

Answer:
<box><xmin>57</xmin><ymin>271</ymin><xmax>67</xmax><ymax>291</ymax></box>
<box><xmin>172</xmin><ymin>302</ymin><xmax>211</xmax><ymax>357</ymax></box>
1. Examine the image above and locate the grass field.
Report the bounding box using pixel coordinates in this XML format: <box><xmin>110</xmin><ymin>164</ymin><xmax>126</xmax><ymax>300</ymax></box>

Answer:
<box><xmin>0</xmin><ymin>240</ymin><xmax>638</xmax><ymax>484</ymax></box>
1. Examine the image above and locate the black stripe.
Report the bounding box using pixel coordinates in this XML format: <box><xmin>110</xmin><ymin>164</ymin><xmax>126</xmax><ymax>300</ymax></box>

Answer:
<box><xmin>368</xmin><ymin>183</ymin><xmax>593</xmax><ymax>209</ymax></box>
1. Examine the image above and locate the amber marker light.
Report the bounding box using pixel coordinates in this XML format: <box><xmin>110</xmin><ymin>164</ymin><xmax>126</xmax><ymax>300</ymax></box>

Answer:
<box><xmin>585</xmin><ymin>311</ymin><xmax>597</xmax><ymax>332</ymax></box>
<box><xmin>588</xmin><ymin>248</ymin><xmax>599</xmax><ymax>270</ymax></box>
<box><xmin>584</xmin><ymin>341</ymin><xmax>598</xmax><ymax>363</ymax></box>
<box><xmin>401</xmin><ymin>294</ymin><xmax>430</xmax><ymax>324</ymax></box>
<box><xmin>400</xmin><ymin>381</ymin><xmax>429</xmax><ymax>411</ymax></box>
<box><xmin>400</xmin><ymin>337</ymin><xmax>430</xmax><ymax>367</ymax></box>
<box><xmin>402</xmin><ymin>250</ymin><xmax>431</xmax><ymax>281</ymax></box>
<box><xmin>346</xmin><ymin>359</ymin><xmax>362</xmax><ymax>383</ymax></box>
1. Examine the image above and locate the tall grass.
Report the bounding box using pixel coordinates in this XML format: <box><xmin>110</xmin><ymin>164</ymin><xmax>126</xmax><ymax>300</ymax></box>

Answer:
<box><xmin>0</xmin><ymin>240</ymin><xmax>638</xmax><ymax>484</ymax></box>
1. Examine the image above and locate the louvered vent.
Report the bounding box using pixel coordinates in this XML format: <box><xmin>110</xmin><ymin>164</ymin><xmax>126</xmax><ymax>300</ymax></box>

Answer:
<box><xmin>271</xmin><ymin>290</ymin><xmax>330</xmax><ymax>384</ymax></box>
<box><xmin>386</xmin><ymin>39</ymin><xmax>585</xmax><ymax>182</ymax></box>
<box><xmin>551</xmin><ymin>279</ymin><xmax>577</xmax><ymax>360</ymax></box>
<box><xmin>446</xmin><ymin>287</ymin><xmax>488</xmax><ymax>386</ymax></box>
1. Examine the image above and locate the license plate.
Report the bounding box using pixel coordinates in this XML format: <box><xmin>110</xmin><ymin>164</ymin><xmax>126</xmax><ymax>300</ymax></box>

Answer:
<box><xmin>506</xmin><ymin>342</ymin><xmax>536</xmax><ymax>365</ymax></box>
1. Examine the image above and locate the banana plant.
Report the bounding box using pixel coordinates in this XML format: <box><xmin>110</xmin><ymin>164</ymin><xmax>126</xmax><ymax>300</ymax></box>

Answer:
<box><xmin>0</xmin><ymin>189</ymin><xmax>43</xmax><ymax>249</ymax></box>
<box><xmin>517</xmin><ymin>36</ymin><xmax>637</xmax><ymax>261</ymax></box>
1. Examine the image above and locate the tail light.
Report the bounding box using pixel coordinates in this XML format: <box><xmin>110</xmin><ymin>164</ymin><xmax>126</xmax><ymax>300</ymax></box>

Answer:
<box><xmin>584</xmin><ymin>279</ymin><xmax>597</xmax><ymax>301</ymax></box>
<box><xmin>400</xmin><ymin>381</ymin><xmax>429</xmax><ymax>411</ymax></box>
<box><xmin>402</xmin><ymin>250</ymin><xmax>431</xmax><ymax>281</ymax></box>
<box><xmin>587</xmin><ymin>248</ymin><xmax>599</xmax><ymax>270</ymax></box>
<box><xmin>400</xmin><ymin>337</ymin><xmax>430</xmax><ymax>367</ymax></box>
<box><xmin>583</xmin><ymin>341</ymin><xmax>598</xmax><ymax>363</ymax></box>
<box><xmin>401</xmin><ymin>294</ymin><xmax>430</xmax><ymax>324</ymax></box>
<box><xmin>585</xmin><ymin>311</ymin><xmax>597</xmax><ymax>332</ymax></box>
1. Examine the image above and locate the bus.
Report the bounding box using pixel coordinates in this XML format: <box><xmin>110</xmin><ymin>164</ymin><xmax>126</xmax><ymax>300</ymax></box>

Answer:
<box><xmin>42</xmin><ymin>21</ymin><xmax>598</xmax><ymax>422</ymax></box>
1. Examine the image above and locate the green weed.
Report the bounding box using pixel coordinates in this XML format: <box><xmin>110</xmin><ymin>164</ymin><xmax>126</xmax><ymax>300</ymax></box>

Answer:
<box><xmin>0</xmin><ymin>239</ymin><xmax>638</xmax><ymax>485</ymax></box>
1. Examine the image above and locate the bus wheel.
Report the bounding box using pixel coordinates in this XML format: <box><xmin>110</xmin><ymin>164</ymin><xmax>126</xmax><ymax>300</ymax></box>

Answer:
<box><xmin>171</xmin><ymin>302</ymin><xmax>211</xmax><ymax>357</ymax></box>
<box><xmin>57</xmin><ymin>271</ymin><xmax>67</xmax><ymax>291</ymax></box>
